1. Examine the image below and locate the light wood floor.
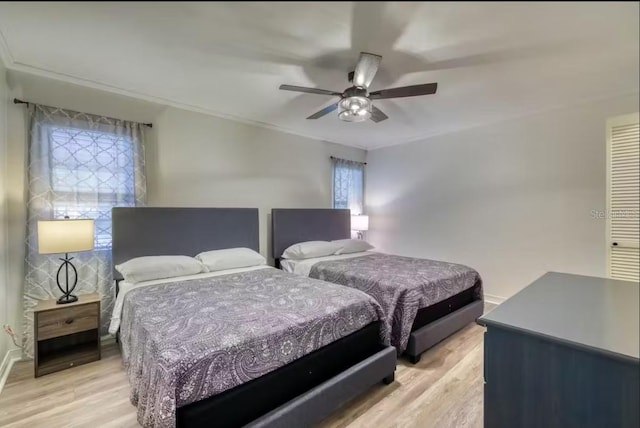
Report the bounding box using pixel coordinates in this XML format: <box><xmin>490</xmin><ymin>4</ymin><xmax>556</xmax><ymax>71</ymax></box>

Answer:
<box><xmin>0</xmin><ymin>314</ymin><xmax>492</xmax><ymax>428</ymax></box>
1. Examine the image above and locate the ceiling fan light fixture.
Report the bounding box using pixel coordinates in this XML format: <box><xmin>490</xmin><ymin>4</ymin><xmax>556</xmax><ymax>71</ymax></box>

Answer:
<box><xmin>279</xmin><ymin>51</ymin><xmax>437</xmax><ymax>123</ymax></box>
<box><xmin>339</xmin><ymin>96</ymin><xmax>371</xmax><ymax>122</ymax></box>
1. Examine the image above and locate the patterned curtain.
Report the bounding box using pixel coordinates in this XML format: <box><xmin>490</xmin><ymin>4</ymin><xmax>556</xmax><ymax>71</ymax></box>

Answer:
<box><xmin>332</xmin><ymin>157</ymin><xmax>365</xmax><ymax>215</ymax></box>
<box><xmin>23</xmin><ymin>104</ymin><xmax>146</xmax><ymax>358</ymax></box>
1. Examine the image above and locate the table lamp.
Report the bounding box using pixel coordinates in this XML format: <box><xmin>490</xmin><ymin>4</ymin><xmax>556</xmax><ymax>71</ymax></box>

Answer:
<box><xmin>37</xmin><ymin>218</ymin><xmax>95</xmax><ymax>304</ymax></box>
<box><xmin>351</xmin><ymin>215</ymin><xmax>369</xmax><ymax>240</ymax></box>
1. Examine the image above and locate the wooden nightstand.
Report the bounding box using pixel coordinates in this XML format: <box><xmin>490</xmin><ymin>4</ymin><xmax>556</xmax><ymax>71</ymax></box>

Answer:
<box><xmin>33</xmin><ymin>293</ymin><xmax>101</xmax><ymax>377</ymax></box>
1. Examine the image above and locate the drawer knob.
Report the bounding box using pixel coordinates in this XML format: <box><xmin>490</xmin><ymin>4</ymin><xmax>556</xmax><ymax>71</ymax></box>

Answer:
<box><xmin>65</xmin><ymin>318</ymin><xmax>74</xmax><ymax>325</ymax></box>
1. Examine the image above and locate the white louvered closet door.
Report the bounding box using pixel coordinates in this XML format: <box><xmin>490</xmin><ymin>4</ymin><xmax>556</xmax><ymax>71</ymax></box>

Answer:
<box><xmin>607</xmin><ymin>113</ymin><xmax>640</xmax><ymax>282</ymax></box>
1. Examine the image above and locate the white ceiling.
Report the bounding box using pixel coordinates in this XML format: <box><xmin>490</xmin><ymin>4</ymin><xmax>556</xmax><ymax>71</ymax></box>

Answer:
<box><xmin>0</xmin><ymin>2</ymin><xmax>638</xmax><ymax>149</ymax></box>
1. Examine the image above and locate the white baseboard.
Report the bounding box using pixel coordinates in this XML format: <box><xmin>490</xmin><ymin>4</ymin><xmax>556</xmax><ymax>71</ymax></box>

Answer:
<box><xmin>100</xmin><ymin>335</ymin><xmax>115</xmax><ymax>346</ymax></box>
<box><xmin>484</xmin><ymin>293</ymin><xmax>506</xmax><ymax>305</ymax></box>
<box><xmin>0</xmin><ymin>348</ymin><xmax>21</xmax><ymax>394</ymax></box>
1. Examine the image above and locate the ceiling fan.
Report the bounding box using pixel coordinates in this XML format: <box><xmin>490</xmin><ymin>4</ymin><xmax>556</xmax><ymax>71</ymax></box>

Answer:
<box><xmin>279</xmin><ymin>52</ymin><xmax>438</xmax><ymax>123</ymax></box>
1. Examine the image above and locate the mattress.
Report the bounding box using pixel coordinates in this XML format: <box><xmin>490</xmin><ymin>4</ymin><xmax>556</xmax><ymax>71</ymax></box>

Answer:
<box><xmin>118</xmin><ymin>267</ymin><xmax>387</xmax><ymax>428</ymax></box>
<box><xmin>109</xmin><ymin>265</ymin><xmax>270</xmax><ymax>335</ymax></box>
<box><xmin>177</xmin><ymin>321</ymin><xmax>384</xmax><ymax>427</ymax></box>
<box><xmin>282</xmin><ymin>252</ymin><xmax>482</xmax><ymax>352</ymax></box>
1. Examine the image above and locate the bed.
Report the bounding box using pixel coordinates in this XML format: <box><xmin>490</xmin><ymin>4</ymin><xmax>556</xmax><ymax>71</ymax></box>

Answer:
<box><xmin>111</xmin><ymin>207</ymin><xmax>396</xmax><ymax>428</ymax></box>
<box><xmin>271</xmin><ymin>208</ymin><xmax>484</xmax><ymax>364</ymax></box>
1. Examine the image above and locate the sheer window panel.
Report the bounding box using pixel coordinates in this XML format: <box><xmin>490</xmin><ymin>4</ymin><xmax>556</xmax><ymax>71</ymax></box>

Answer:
<box><xmin>23</xmin><ymin>104</ymin><xmax>146</xmax><ymax>358</ymax></box>
<box><xmin>332</xmin><ymin>157</ymin><xmax>365</xmax><ymax>215</ymax></box>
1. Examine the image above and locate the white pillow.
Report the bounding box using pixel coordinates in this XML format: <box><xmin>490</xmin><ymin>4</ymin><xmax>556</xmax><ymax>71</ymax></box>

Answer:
<box><xmin>195</xmin><ymin>247</ymin><xmax>266</xmax><ymax>272</ymax></box>
<box><xmin>115</xmin><ymin>255</ymin><xmax>205</xmax><ymax>284</ymax></box>
<box><xmin>282</xmin><ymin>241</ymin><xmax>341</xmax><ymax>260</ymax></box>
<box><xmin>333</xmin><ymin>239</ymin><xmax>374</xmax><ymax>255</ymax></box>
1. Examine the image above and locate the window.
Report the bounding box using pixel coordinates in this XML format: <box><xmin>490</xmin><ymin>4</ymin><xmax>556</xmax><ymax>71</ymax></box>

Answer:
<box><xmin>49</xmin><ymin>126</ymin><xmax>137</xmax><ymax>249</ymax></box>
<box><xmin>332</xmin><ymin>157</ymin><xmax>365</xmax><ymax>214</ymax></box>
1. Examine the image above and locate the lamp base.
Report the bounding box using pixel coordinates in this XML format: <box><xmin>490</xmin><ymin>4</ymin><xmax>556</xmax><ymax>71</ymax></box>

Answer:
<box><xmin>57</xmin><ymin>294</ymin><xmax>78</xmax><ymax>305</ymax></box>
<box><xmin>56</xmin><ymin>253</ymin><xmax>79</xmax><ymax>305</ymax></box>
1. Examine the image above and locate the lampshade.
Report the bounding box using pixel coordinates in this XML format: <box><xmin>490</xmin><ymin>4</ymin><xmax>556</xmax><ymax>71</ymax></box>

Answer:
<box><xmin>37</xmin><ymin>219</ymin><xmax>95</xmax><ymax>255</ymax></box>
<box><xmin>351</xmin><ymin>215</ymin><xmax>369</xmax><ymax>232</ymax></box>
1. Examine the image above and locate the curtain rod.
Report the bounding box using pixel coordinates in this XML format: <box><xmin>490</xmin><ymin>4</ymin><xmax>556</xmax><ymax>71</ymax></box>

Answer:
<box><xmin>13</xmin><ymin>98</ymin><xmax>153</xmax><ymax>128</ymax></box>
<box><xmin>330</xmin><ymin>156</ymin><xmax>367</xmax><ymax>165</ymax></box>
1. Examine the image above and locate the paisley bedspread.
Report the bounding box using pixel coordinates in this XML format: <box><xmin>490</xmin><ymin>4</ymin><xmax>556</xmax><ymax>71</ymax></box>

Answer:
<box><xmin>120</xmin><ymin>267</ymin><xmax>387</xmax><ymax>428</ymax></box>
<box><xmin>309</xmin><ymin>253</ymin><xmax>482</xmax><ymax>352</ymax></box>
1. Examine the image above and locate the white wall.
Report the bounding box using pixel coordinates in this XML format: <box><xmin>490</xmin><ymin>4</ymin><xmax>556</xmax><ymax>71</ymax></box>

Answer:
<box><xmin>147</xmin><ymin>106</ymin><xmax>365</xmax><ymax>259</ymax></box>
<box><xmin>3</xmin><ymin>71</ymin><xmax>364</xmax><ymax>343</ymax></box>
<box><xmin>5</xmin><ymin>78</ymin><xmax>27</xmax><ymax>355</ymax></box>
<box><xmin>0</xmin><ymin>58</ymin><xmax>10</xmax><ymax>370</ymax></box>
<box><xmin>10</xmin><ymin>70</ymin><xmax>635</xmax><ymax>333</ymax></box>
<box><xmin>366</xmin><ymin>93</ymin><xmax>640</xmax><ymax>302</ymax></box>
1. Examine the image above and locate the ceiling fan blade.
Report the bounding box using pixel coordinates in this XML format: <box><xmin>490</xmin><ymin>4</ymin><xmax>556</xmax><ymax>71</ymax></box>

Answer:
<box><xmin>370</xmin><ymin>105</ymin><xmax>388</xmax><ymax>123</ymax></box>
<box><xmin>279</xmin><ymin>84</ymin><xmax>342</xmax><ymax>96</ymax></box>
<box><xmin>369</xmin><ymin>83</ymin><xmax>438</xmax><ymax>99</ymax></box>
<box><xmin>307</xmin><ymin>102</ymin><xmax>339</xmax><ymax>119</ymax></box>
<box><xmin>353</xmin><ymin>52</ymin><xmax>382</xmax><ymax>89</ymax></box>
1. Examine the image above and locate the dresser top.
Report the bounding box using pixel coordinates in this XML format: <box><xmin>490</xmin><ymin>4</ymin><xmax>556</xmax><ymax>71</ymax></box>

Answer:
<box><xmin>480</xmin><ymin>272</ymin><xmax>639</xmax><ymax>361</ymax></box>
<box><xmin>34</xmin><ymin>293</ymin><xmax>101</xmax><ymax>312</ymax></box>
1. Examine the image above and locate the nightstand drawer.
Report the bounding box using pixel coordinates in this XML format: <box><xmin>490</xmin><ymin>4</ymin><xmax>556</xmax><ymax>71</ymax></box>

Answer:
<box><xmin>37</xmin><ymin>303</ymin><xmax>99</xmax><ymax>340</ymax></box>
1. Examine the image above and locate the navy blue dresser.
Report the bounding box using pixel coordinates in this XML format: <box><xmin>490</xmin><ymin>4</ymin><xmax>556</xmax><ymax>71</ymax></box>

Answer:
<box><xmin>479</xmin><ymin>272</ymin><xmax>639</xmax><ymax>428</ymax></box>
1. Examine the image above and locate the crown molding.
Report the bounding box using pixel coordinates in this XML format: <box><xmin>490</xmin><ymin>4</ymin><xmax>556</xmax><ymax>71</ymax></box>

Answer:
<box><xmin>4</xmin><ymin>57</ymin><xmax>370</xmax><ymax>150</ymax></box>
<box><xmin>366</xmin><ymin>89</ymin><xmax>640</xmax><ymax>151</ymax></box>
<box><xmin>0</xmin><ymin>31</ymin><xmax>361</xmax><ymax>149</ymax></box>
<box><xmin>5</xmin><ymin>35</ymin><xmax>635</xmax><ymax>152</ymax></box>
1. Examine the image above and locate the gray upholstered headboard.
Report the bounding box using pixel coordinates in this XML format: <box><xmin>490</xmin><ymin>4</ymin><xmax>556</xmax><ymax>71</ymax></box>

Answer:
<box><xmin>271</xmin><ymin>209</ymin><xmax>351</xmax><ymax>258</ymax></box>
<box><xmin>112</xmin><ymin>207</ymin><xmax>259</xmax><ymax>280</ymax></box>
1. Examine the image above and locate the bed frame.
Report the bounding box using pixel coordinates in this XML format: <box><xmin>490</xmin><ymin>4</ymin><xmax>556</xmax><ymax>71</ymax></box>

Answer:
<box><xmin>111</xmin><ymin>207</ymin><xmax>396</xmax><ymax>427</ymax></box>
<box><xmin>271</xmin><ymin>208</ymin><xmax>484</xmax><ymax>364</ymax></box>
